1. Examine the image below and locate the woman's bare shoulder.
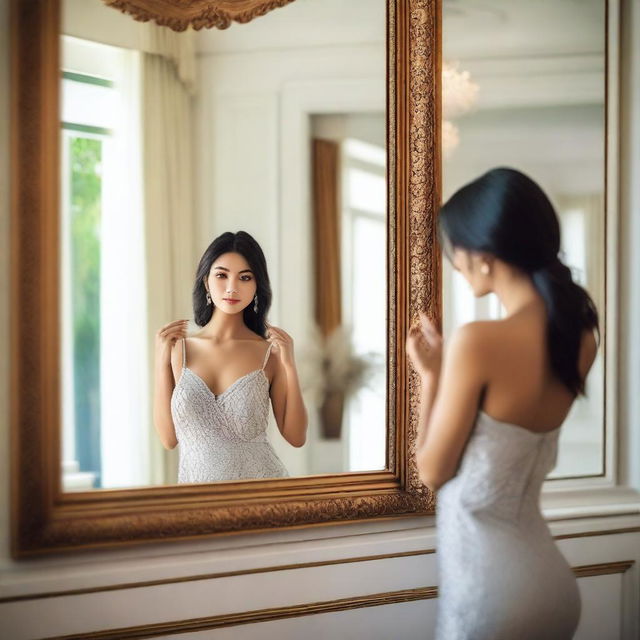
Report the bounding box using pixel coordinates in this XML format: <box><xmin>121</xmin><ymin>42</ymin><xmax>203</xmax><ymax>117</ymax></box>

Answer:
<box><xmin>446</xmin><ymin>320</ymin><xmax>497</xmax><ymax>364</ymax></box>
<box><xmin>448</xmin><ymin>318</ymin><xmax>523</xmax><ymax>364</ymax></box>
<box><xmin>451</xmin><ymin>319</ymin><xmax>504</xmax><ymax>345</ymax></box>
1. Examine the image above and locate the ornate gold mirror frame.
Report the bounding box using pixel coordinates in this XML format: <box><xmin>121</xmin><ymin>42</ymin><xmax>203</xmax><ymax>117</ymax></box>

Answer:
<box><xmin>10</xmin><ymin>0</ymin><xmax>441</xmax><ymax>556</ymax></box>
<box><xmin>102</xmin><ymin>0</ymin><xmax>298</xmax><ymax>31</ymax></box>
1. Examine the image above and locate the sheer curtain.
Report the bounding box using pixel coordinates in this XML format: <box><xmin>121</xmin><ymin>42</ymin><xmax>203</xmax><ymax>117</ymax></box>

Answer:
<box><xmin>142</xmin><ymin>25</ymin><xmax>197</xmax><ymax>484</ymax></box>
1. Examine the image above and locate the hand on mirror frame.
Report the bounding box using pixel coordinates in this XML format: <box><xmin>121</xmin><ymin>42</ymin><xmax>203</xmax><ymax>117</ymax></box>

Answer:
<box><xmin>405</xmin><ymin>312</ymin><xmax>443</xmax><ymax>379</ymax></box>
<box><xmin>266</xmin><ymin>324</ymin><xmax>296</xmax><ymax>369</ymax></box>
<box><xmin>155</xmin><ymin>319</ymin><xmax>189</xmax><ymax>363</ymax></box>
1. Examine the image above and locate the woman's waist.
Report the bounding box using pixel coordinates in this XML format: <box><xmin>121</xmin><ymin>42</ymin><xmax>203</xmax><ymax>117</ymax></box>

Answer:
<box><xmin>437</xmin><ymin>476</ymin><xmax>547</xmax><ymax>521</ymax></box>
<box><xmin>172</xmin><ymin>406</ymin><xmax>269</xmax><ymax>425</ymax></box>
<box><xmin>177</xmin><ymin>430</ymin><xmax>270</xmax><ymax>445</ymax></box>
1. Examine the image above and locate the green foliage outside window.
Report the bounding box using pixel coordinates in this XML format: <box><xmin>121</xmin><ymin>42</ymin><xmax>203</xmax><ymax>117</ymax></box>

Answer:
<box><xmin>70</xmin><ymin>135</ymin><xmax>102</xmax><ymax>486</ymax></box>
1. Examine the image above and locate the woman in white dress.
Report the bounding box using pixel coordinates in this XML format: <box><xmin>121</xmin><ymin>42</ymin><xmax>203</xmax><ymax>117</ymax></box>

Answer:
<box><xmin>153</xmin><ymin>230</ymin><xmax>308</xmax><ymax>482</ymax></box>
<box><xmin>406</xmin><ymin>167</ymin><xmax>598</xmax><ymax>639</ymax></box>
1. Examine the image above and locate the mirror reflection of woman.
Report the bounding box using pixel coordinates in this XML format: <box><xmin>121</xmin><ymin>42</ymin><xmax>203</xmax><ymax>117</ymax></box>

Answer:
<box><xmin>153</xmin><ymin>231</ymin><xmax>307</xmax><ymax>483</ymax></box>
<box><xmin>407</xmin><ymin>168</ymin><xmax>598</xmax><ymax>639</ymax></box>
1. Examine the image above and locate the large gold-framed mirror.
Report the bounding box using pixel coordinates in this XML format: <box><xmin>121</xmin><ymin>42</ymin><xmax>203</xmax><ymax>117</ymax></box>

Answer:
<box><xmin>10</xmin><ymin>0</ymin><xmax>441</xmax><ymax>555</ymax></box>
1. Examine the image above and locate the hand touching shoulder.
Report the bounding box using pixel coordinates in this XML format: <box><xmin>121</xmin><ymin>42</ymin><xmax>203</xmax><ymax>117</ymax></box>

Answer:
<box><xmin>416</xmin><ymin>321</ymin><xmax>489</xmax><ymax>490</ymax></box>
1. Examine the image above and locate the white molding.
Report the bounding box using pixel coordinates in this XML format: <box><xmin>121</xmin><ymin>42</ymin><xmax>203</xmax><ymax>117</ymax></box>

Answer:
<box><xmin>452</xmin><ymin>54</ymin><xmax>604</xmax><ymax>110</ymax></box>
<box><xmin>279</xmin><ymin>79</ymin><xmax>385</xmax><ymax>475</ymax></box>
<box><xmin>617</xmin><ymin>0</ymin><xmax>640</xmax><ymax>491</ymax></box>
<box><xmin>539</xmin><ymin>0</ymin><xmax>619</xmax><ymax>494</ymax></box>
<box><xmin>0</xmin><ymin>511</ymin><xmax>638</xmax><ymax>600</ymax></box>
<box><xmin>605</xmin><ymin>0</ymin><xmax>621</xmax><ymax>487</ymax></box>
<box><xmin>279</xmin><ymin>77</ymin><xmax>385</xmax><ymax>334</ymax></box>
<box><xmin>457</xmin><ymin>53</ymin><xmax>604</xmax><ymax>74</ymax></box>
<box><xmin>541</xmin><ymin>486</ymin><xmax>640</xmax><ymax>521</ymax></box>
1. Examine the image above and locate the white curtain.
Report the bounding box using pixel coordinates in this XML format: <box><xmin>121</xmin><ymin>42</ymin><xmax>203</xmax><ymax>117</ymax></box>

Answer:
<box><xmin>142</xmin><ymin>25</ymin><xmax>197</xmax><ymax>484</ymax></box>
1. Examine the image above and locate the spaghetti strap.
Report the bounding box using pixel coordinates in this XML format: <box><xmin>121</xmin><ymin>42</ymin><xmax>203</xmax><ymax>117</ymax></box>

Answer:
<box><xmin>182</xmin><ymin>337</ymin><xmax>187</xmax><ymax>369</ymax></box>
<box><xmin>261</xmin><ymin>342</ymin><xmax>273</xmax><ymax>370</ymax></box>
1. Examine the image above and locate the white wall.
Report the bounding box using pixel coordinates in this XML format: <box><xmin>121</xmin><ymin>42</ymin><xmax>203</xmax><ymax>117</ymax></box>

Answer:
<box><xmin>618</xmin><ymin>0</ymin><xmax>640</xmax><ymax>492</ymax></box>
<box><xmin>1</xmin><ymin>2</ymin><xmax>640</xmax><ymax>639</ymax></box>
<box><xmin>442</xmin><ymin>105</ymin><xmax>604</xmax><ymax>200</ymax></box>
<box><xmin>312</xmin><ymin>113</ymin><xmax>386</xmax><ymax>149</ymax></box>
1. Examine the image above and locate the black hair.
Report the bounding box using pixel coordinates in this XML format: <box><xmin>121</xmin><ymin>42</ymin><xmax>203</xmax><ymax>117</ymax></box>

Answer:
<box><xmin>439</xmin><ymin>167</ymin><xmax>599</xmax><ymax>395</ymax></box>
<box><xmin>193</xmin><ymin>231</ymin><xmax>272</xmax><ymax>338</ymax></box>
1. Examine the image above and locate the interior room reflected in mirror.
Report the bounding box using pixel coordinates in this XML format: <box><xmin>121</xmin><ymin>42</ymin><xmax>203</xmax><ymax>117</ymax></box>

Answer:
<box><xmin>59</xmin><ymin>0</ymin><xmax>387</xmax><ymax>491</ymax></box>
<box><xmin>442</xmin><ymin>0</ymin><xmax>606</xmax><ymax>478</ymax></box>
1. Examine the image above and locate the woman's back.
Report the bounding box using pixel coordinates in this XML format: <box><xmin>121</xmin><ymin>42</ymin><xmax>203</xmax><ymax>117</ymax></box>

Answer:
<box><xmin>472</xmin><ymin>304</ymin><xmax>597</xmax><ymax>433</ymax></box>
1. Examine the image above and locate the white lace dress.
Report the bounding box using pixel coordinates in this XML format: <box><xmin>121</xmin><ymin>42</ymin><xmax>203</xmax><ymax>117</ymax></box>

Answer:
<box><xmin>435</xmin><ymin>410</ymin><xmax>580</xmax><ymax>639</ymax></box>
<box><xmin>171</xmin><ymin>339</ymin><xmax>289</xmax><ymax>483</ymax></box>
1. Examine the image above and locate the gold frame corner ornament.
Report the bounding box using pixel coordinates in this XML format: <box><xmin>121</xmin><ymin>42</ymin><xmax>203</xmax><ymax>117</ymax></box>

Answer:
<box><xmin>10</xmin><ymin>0</ymin><xmax>441</xmax><ymax>555</ymax></box>
<box><xmin>101</xmin><ymin>0</ymin><xmax>299</xmax><ymax>31</ymax></box>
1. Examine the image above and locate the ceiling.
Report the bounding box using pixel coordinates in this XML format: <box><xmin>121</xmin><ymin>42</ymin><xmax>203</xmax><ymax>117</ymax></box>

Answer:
<box><xmin>196</xmin><ymin>0</ymin><xmax>605</xmax><ymax>60</ymax></box>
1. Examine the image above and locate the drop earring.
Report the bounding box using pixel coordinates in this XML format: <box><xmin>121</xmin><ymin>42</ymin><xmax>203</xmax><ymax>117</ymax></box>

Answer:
<box><xmin>253</xmin><ymin>295</ymin><xmax>259</xmax><ymax>313</ymax></box>
<box><xmin>480</xmin><ymin>263</ymin><xmax>490</xmax><ymax>276</ymax></box>
<box><xmin>206</xmin><ymin>290</ymin><xmax>212</xmax><ymax>305</ymax></box>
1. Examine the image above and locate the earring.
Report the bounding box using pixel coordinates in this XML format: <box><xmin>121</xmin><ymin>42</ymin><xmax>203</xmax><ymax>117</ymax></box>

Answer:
<box><xmin>206</xmin><ymin>291</ymin><xmax>212</xmax><ymax>305</ymax></box>
<box><xmin>480</xmin><ymin>263</ymin><xmax>490</xmax><ymax>276</ymax></box>
<box><xmin>253</xmin><ymin>295</ymin><xmax>259</xmax><ymax>313</ymax></box>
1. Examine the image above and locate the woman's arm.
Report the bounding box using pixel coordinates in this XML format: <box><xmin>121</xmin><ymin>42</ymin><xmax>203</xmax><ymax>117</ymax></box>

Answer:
<box><xmin>406</xmin><ymin>315</ymin><xmax>486</xmax><ymax>491</ymax></box>
<box><xmin>153</xmin><ymin>320</ymin><xmax>188</xmax><ymax>450</ymax></box>
<box><xmin>266</xmin><ymin>326</ymin><xmax>308</xmax><ymax>447</ymax></box>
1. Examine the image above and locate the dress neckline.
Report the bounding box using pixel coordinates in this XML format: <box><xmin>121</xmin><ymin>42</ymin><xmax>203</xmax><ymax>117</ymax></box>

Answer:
<box><xmin>178</xmin><ymin>337</ymin><xmax>272</xmax><ymax>400</ymax></box>
<box><xmin>181</xmin><ymin>367</ymin><xmax>268</xmax><ymax>400</ymax></box>
<box><xmin>478</xmin><ymin>410</ymin><xmax>562</xmax><ymax>437</ymax></box>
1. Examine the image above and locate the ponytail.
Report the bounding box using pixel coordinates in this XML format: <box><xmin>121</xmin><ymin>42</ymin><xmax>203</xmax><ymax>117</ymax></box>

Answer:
<box><xmin>439</xmin><ymin>167</ymin><xmax>600</xmax><ymax>396</ymax></box>
<box><xmin>531</xmin><ymin>260</ymin><xmax>598</xmax><ymax>395</ymax></box>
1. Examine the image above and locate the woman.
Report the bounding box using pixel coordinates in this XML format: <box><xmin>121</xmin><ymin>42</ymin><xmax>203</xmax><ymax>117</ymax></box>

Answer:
<box><xmin>153</xmin><ymin>231</ymin><xmax>308</xmax><ymax>483</ymax></box>
<box><xmin>406</xmin><ymin>168</ymin><xmax>598</xmax><ymax>639</ymax></box>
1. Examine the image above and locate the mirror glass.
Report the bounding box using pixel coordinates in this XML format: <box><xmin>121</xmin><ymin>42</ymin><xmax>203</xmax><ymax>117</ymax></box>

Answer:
<box><xmin>60</xmin><ymin>0</ymin><xmax>387</xmax><ymax>490</ymax></box>
<box><xmin>442</xmin><ymin>0</ymin><xmax>606</xmax><ymax>478</ymax></box>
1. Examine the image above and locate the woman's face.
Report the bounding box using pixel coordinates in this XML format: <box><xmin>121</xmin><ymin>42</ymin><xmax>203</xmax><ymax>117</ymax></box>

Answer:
<box><xmin>451</xmin><ymin>247</ymin><xmax>493</xmax><ymax>297</ymax></box>
<box><xmin>205</xmin><ymin>252</ymin><xmax>258</xmax><ymax>314</ymax></box>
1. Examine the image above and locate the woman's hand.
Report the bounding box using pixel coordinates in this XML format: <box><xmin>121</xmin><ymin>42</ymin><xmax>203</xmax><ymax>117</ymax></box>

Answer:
<box><xmin>406</xmin><ymin>312</ymin><xmax>443</xmax><ymax>380</ymax></box>
<box><xmin>153</xmin><ymin>320</ymin><xmax>187</xmax><ymax>450</ymax></box>
<box><xmin>266</xmin><ymin>324</ymin><xmax>307</xmax><ymax>446</ymax></box>
<box><xmin>266</xmin><ymin>325</ymin><xmax>296</xmax><ymax>369</ymax></box>
<box><xmin>155</xmin><ymin>319</ymin><xmax>189</xmax><ymax>365</ymax></box>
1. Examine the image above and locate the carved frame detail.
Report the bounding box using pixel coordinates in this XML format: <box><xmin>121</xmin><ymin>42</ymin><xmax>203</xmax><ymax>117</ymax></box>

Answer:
<box><xmin>102</xmin><ymin>0</ymin><xmax>299</xmax><ymax>31</ymax></box>
<box><xmin>10</xmin><ymin>0</ymin><xmax>441</xmax><ymax>555</ymax></box>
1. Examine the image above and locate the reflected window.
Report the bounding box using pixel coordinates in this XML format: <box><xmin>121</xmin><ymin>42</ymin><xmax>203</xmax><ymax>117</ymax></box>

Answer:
<box><xmin>342</xmin><ymin>139</ymin><xmax>387</xmax><ymax>472</ymax></box>
<box><xmin>61</xmin><ymin>37</ymin><xmax>147</xmax><ymax>490</ymax></box>
<box><xmin>61</xmin><ymin>68</ymin><xmax>112</xmax><ymax>489</ymax></box>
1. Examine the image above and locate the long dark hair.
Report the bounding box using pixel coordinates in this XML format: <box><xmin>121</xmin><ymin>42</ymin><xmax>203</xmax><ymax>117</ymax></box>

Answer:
<box><xmin>439</xmin><ymin>167</ymin><xmax>598</xmax><ymax>395</ymax></box>
<box><xmin>193</xmin><ymin>231</ymin><xmax>272</xmax><ymax>338</ymax></box>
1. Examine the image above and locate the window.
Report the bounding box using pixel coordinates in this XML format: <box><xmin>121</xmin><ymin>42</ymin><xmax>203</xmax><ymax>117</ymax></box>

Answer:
<box><xmin>61</xmin><ymin>36</ymin><xmax>148</xmax><ymax>490</ymax></box>
<box><xmin>341</xmin><ymin>139</ymin><xmax>387</xmax><ymax>472</ymax></box>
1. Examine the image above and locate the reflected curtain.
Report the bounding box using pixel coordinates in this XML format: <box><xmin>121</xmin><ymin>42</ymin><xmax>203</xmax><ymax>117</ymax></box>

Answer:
<box><xmin>312</xmin><ymin>139</ymin><xmax>343</xmax><ymax>438</ymax></box>
<box><xmin>143</xmin><ymin>26</ymin><xmax>196</xmax><ymax>484</ymax></box>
